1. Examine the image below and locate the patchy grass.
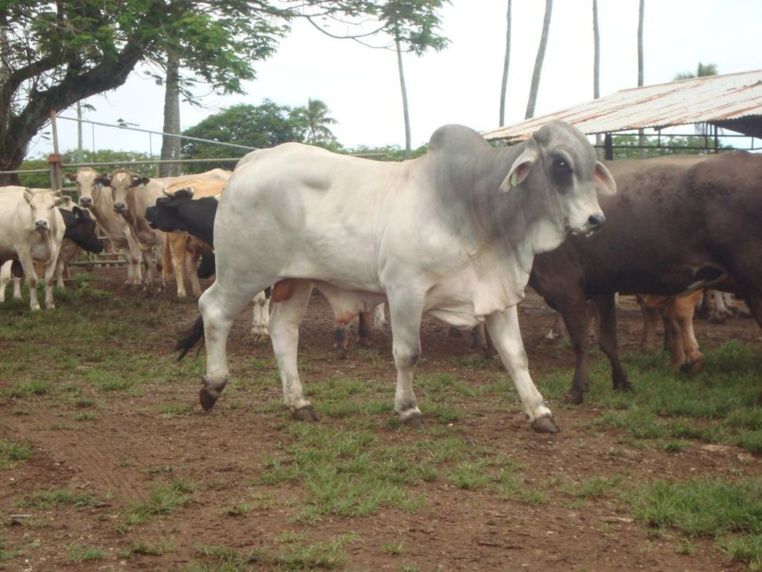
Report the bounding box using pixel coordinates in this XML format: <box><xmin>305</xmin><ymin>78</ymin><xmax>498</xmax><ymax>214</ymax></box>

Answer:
<box><xmin>19</xmin><ymin>489</ymin><xmax>101</xmax><ymax>510</ymax></box>
<box><xmin>628</xmin><ymin>478</ymin><xmax>762</xmax><ymax>567</ymax></box>
<box><xmin>120</xmin><ymin>479</ymin><xmax>196</xmax><ymax>528</ymax></box>
<box><xmin>66</xmin><ymin>545</ymin><xmax>106</xmax><ymax>562</ymax></box>
<box><xmin>0</xmin><ymin>438</ymin><xmax>32</xmax><ymax>468</ymax></box>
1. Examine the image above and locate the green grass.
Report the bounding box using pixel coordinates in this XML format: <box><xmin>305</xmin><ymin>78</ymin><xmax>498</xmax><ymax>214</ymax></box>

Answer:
<box><xmin>628</xmin><ymin>477</ymin><xmax>762</xmax><ymax>566</ymax></box>
<box><xmin>120</xmin><ymin>479</ymin><xmax>196</xmax><ymax>527</ymax></box>
<box><xmin>19</xmin><ymin>489</ymin><xmax>100</xmax><ymax>509</ymax></box>
<box><xmin>0</xmin><ymin>438</ymin><xmax>32</xmax><ymax>468</ymax></box>
<box><xmin>67</xmin><ymin>545</ymin><xmax>106</xmax><ymax>562</ymax></box>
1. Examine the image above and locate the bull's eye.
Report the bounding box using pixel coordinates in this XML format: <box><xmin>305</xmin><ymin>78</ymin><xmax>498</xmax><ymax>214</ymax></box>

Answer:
<box><xmin>551</xmin><ymin>157</ymin><xmax>573</xmax><ymax>189</ymax></box>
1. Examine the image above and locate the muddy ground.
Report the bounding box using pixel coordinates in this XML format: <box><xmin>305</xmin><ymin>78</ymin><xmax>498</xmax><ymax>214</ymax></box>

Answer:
<box><xmin>1</xmin><ymin>268</ymin><xmax>760</xmax><ymax>571</ymax></box>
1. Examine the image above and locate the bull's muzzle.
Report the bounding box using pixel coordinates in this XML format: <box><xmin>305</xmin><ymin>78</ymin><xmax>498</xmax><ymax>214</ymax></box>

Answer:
<box><xmin>113</xmin><ymin>202</ymin><xmax>127</xmax><ymax>214</ymax></box>
<box><xmin>79</xmin><ymin>197</ymin><xmax>93</xmax><ymax>208</ymax></box>
<box><xmin>587</xmin><ymin>213</ymin><xmax>605</xmax><ymax>229</ymax></box>
<box><xmin>35</xmin><ymin>220</ymin><xmax>49</xmax><ymax>232</ymax></box>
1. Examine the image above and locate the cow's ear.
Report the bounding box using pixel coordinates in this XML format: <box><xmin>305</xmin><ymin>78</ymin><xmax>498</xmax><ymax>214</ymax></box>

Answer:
<box><xmin>594</xmin><ymin>162</ymin><xmax>617</xmax><ymax>196</ymax></box>
<box><xmin>64</xmin><ymin>172</ymin><xmax>77</xmax><ymax>182</ymax></box>
<box><xmin>23</xmin><ymin>188</ymin><xmax>33</xmax><ymax>204</ymax></box>
<box><xmin>500</xmin><ymin>142</ymin><xmax>539</xmax><ymax>192</ymax></box>
<box><xmin>53</xmin><ymin>195</ymin><xmax>68</xmax><ymax>207</ymax></box>
<box><xmin>130</xmin><ymin>175</ymin><xmax>150</xmax><ymax>188</ymax></box>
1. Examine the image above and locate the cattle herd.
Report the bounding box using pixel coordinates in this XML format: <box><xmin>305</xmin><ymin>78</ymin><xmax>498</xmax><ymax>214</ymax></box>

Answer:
<box><xmin>2</xmin><ymin>121</ymin><xmax>761</xmax><ymax>432</ymax></box>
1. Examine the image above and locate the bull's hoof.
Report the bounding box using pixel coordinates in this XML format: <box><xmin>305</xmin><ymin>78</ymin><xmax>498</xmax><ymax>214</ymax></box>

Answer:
<box><xmin>531</xmin><ymin>415</ymin><xmax>560</xmax><ymax>433</ymax></box>
<box><xmin>292</xmin><ymin>405</ymin><xmax>320</xmax><ymax>422</ymax></box>
<box><xmin>401</xmin><ymin>411</ymin><xmax>424</xmax><ymax>429</ymax></box>
<box><xmin>564</xmin><ymin>388</ymin><xmax>584</xmax><ymax>405</ymax></box>
<box><xmin>199</xmin><ymin>387</ymin><xmax>219</xmax><ymax>412</ymax></box>
<box><xmin>614</xmin><ymin>380</ymin><xmax>634</xmax><ymax>392</ymax></box>
<box><xmin>681</xmin><ymin>360</ymin><xmax>705</xmax><ymax>375</ymax></box>
<box><xmin>336</xmin><ymin>348</ymin><xmax>348</xmax><ymax>360</ymax></box>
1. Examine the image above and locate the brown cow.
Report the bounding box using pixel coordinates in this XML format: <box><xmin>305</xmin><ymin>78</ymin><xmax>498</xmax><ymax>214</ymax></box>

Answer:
<box><xmin>531</xmin><ymin>152</ymin><xmax>762</xmax><ymax>403</ymax></box>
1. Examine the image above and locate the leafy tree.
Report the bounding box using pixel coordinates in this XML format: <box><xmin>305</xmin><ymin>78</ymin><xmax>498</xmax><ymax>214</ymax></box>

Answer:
<box><xmin>610</xmin><ymin>134</ymin><xmax>730</xmax><ymax>160</ymax></box>
<box><xmin>0</xmin><ymin>0</ymin><xmax>440</xmax><ymax>183</ymax></box>
<box><xmin>180</xmin><ymin>101</ymin><xmax>305</xmax><ymax>171</ymax></box>
<box><xmin>674</xmin><ymin>62</ymin><xmax>718</xmax><ymax>81</ymax></box>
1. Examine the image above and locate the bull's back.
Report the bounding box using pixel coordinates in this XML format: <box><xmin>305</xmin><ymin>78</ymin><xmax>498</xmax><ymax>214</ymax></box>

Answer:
<box><xmin>215</xmin><ymin>144</ymin><xmax>411</xmax><ymax>288</ymax></box>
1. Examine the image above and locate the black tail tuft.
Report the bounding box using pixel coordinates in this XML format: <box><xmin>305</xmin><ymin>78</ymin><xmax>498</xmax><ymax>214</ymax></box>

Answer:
<box><xmin>175</xmin><ymin>315</ymin><xmax>205</xmax><ymax>361</ymax></box>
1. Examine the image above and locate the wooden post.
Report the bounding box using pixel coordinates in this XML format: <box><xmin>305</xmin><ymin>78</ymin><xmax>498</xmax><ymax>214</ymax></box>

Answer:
<box><xmin>604</xmin><ymin>133</ymin><xmax>613</xmax><ymax>161</ymax></box>
<box><xmin>48</xmin><ymin>109</ymin><xmax>63</xmax><ymax>190</ymax></box>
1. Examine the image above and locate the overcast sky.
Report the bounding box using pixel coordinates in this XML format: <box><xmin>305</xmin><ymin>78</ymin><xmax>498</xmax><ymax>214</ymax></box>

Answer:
<box><xmin>31</xmin><ymin>0</ymin><xmax>762</xmax><ymax>157</ymax></box>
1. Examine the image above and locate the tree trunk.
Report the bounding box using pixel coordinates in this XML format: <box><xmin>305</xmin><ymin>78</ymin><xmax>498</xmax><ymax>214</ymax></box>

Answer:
<box><xmin>593</xmin><ymin>0</ymin><xmax>602</xmax><ymax>154</ymax></box>
<box><xmin>395</xmin><ymin>36</ymin><xmax>411</xmax><ymax>156</ymax></box>
<box><xmin>499</xmin><ymin>0</ymin><xmax>512</xmax><ymax>127</ymax></box>
<box><xmin>637</xmin><ymin>0</ymin><xmax>645</xmax><ymax>158</ymax></box>
<box><xmin>525</xmin><ymin>0</ymin><xmax>553</xmax><ymax>119</ymax></box>
<box><xmin>160</xmin><ymin>50</ymin><xmax>181</xmax><ymax>177</ymax></box>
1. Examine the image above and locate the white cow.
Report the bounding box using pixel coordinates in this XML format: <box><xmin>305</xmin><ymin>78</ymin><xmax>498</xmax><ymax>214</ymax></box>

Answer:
<box><xmin>0</xmin><ymin>260</ymin><xmax>21</xmax><ymax>302</ymax></box>
<box><xmin>0</xmin><ymin>187</ymin><xmax>67</xmax><ymax>310</ymax></box>
<box><xmin>177</xmin><ymin>121</ymin><xmax>615</xmax><ymax>432</ymax></box>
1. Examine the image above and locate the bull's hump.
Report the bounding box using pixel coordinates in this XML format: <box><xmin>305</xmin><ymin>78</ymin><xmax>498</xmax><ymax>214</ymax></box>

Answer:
<box><xmin>428</xmin><ymin>124</ymin><xmax>490</xmax><ymax>156</ymax></box>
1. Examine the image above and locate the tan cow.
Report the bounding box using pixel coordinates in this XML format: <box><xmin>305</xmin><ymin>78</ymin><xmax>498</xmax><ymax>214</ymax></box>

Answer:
<box><xmin>638</xmin><ymin>290</ymin><xmax>704</xmax><ymax>373</ymax></box>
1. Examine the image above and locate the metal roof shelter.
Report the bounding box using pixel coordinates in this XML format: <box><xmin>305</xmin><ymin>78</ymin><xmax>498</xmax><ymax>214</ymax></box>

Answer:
<box><xmin>483</xmin><ymin>69</ymin><xmax>762</xmax><ymax>143</ymax></box>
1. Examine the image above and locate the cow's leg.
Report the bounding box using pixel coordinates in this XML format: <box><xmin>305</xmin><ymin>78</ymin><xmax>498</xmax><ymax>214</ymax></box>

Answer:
<box><xmin>387</xmin><ymin>290</ymin><xmax>426</xmax><ymax>427</ymax></box>
<box><xmin>662</xmin><ymin>304</ymin><xmax>685</xmax><ymax>369</ymax></box>
<box><xmin>125</xmin><ymin>235</ymin><xmax>143</xmax><ymax>286</ymax></box>
<box><xmin>486</xmin><ymin>306</ymin><xmax>557</xmax><ymax>433</ymax></box>
<box><xmin>373</xmin><ymin>303</ymin><xmax>387</xmax><ymax>330</ymax></box>
<box><xmin>358</xmin><ymin>310</ymin><xmax>372</xmax><ymax>347</ymax></box>
<box><xmin>593</xmin><ymin>294</ymin><xmax>631</xmax><ymax>392</ymax></box>
<box><xmin>42</xmin><ymin>249</ymin><xmax>61</xmax><ymax>309</ymax></box>
<box><xmin>250</xmin><ymin>291</ymin><xmax>270</xmax><ymax>339</ymax></box>
<box><xmin>676</xmin><ymin>296</ymin><xmax>703</xmax><ymax>374</ymax></box>
<box><xmin>168</xmin><ymin>234</ymin><xmax>187</xmax><ymax>298</ymax></box>
<box><xmin>54</xmin><ymin>258</ymin><xmax>66</xmax><ymax>290</ymax></box>
<box><xmin>16</xmin><ymin>252</ymin><xmax>41</xmax><ymax>311</ymax></box>
<box><xmin>637</xmin><ymin>296</ymin><xmax>661</xmax><ymax>352</ymax></box>
<box><xmin>0</xmin><ymin>261</ymin><xmax>9</xmax><ymax>302</ymax></box>
<box><xmin>334</xmin><ymin>322</ymin><xmax>350</xmax><ymax>359</ymax></box>
<box><xmin>556</xmin><ymin>302</ymin><xmax>592</xmax><ymax>404</ymax></box>
<box><xmin>268</xmin><ymin>280</ymin><xmax>317</xmax><ymax>421</ymax></box>
<box><xmin>186</xmin><ymin>250</ymin><xmax>203</xmax><ymax>299</ymax></box>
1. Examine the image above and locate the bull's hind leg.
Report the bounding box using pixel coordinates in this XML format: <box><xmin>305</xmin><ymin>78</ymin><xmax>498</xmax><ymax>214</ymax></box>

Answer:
<box><xmin>387</xmin><ymin>289</ymin><xmax>425</xmax><ymax>427</ymax></box>
<box><xmin>486</xmin><ymin>306</ymin><xmax>558</xmax><ymax>433</ymax></box>
<box><xmin>198</xmin><ymin>281</ymin><xmax>267</xmax><ymax>411</ymax></box>
<box><xmin>268</xmin><ymin>280</ymin><xmax>318</xmax><ymax>421</ymax></box>
<box><xmin>594</xmin><ymin>294</ymin><xmax>631</xmax><ymax>392</ymax></box>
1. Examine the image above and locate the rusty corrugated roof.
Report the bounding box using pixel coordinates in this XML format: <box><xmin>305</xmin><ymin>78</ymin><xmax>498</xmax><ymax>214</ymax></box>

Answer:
<box><xmin>483</xmin><ymin>69</ymin><xmax>762</xmax><ymax>142</ymax></box>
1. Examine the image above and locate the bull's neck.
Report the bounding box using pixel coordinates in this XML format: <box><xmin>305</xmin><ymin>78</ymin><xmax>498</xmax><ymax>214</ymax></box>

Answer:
<box><xmin>90</xmin><ymin>187</ymin><xmax>124</xmax><ymax>236</ymax></box>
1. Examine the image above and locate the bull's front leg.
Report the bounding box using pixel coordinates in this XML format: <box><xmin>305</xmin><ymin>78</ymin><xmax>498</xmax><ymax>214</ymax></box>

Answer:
<box><xmin>16</xmin><ymin>251</ymin><xmax>41</xmax><ymax>311</ymax></box>
<box><xmin>486</xmin><ymin>306</ymin><xmax>559</xmax><ymax>433</ymax></box>
<box><xmin>387</xmin><ymin>289</ymin><xmax>425</xmax><ymax>427</ymax></box>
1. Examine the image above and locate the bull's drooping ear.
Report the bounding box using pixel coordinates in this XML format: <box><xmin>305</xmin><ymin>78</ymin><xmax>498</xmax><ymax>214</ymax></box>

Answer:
<box><xmin>499</xmin><ymin>141</ymin><xmax>539</xmax><ymax>192</ymax></box>
<box><xmin>23</xmin><ymin>188</ymin><xmax>33</xmax><ymax>204</ymax></box>
<box><xmin>130</xmin><ymin>175</ymin><xmax>150</xmax><ymax>188</ymax></box>
<box><xmin>593</xmin><ymin>162</ymin><xmax>617</xmax><ymax>196</ymax></box>
<box><xmin>95</xmin><ymin>174</ymin><xmax>111</xmax><ymax>188</ymax></box>
<box><xmin>53</xmin><ymin>194</ymin><xmax>69</xmax><ymax>207</ymax></box>
<box><xmin>64</xmin><ymin>172</ymin><xmax>77</xmax><ymax>182</ymax></box>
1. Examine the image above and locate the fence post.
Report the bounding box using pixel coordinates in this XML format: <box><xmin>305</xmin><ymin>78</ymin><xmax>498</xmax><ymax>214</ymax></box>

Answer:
<box><xmin>48</xmin><ymin>109</ymin><xmax>63</xmax><ymax>190</ymax></box>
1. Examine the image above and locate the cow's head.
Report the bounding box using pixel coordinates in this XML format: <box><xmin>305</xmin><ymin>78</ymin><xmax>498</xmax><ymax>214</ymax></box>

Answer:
<box><xmin>500</xmin><ymin>120</ymin><xmax>616</xmax><ymax>238</ymax></box>
<box><xmin>107</xmin><ymin>169</ymin><xmax>149</xmax><ymax>215</ymax></box>
<box><xmin>65</xmin><ymin>168</ymin><xmax>104</xmax><ymax>209</ymax></box>
<box><xmin>145</xmin><ymin>191</ymin><xmax>193</xmax><ymax>233</ymax></box>
<box><xmin>23</xmin><ymin>188</ymin><xmax>66</xmax><ymax>234</ymax></box>
<box><xmin>63</xmin><ymin>206</ymin><xmax>104</xmax><ymax>253</ymax></box>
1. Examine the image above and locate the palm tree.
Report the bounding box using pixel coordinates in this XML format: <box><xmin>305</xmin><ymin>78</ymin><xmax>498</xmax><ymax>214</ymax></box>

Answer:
<box><xmin>637</xmin><ymin>0</ymin><xmax>645</xmax><ymax>157</ymax></box>
<box><xmin>525</xmin><ymin>0</ymin><xmax>553</xmax><ymax>119</ymax></box>
<box><xmin>299</xmin><ymin>98</ymin><xmax>338</xmax><ymax>145</ymax></box>
<box><xmin>498</xmin><ymin>0</ymin><xmax>512</xmax><ymax>126</ymax></box>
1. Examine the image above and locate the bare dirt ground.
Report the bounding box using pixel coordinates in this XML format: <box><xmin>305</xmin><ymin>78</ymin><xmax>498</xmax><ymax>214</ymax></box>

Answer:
<box><xmin>1</xmin><ymin>268</ymin><xmax>760</xmax><ymax>571</ymax></box>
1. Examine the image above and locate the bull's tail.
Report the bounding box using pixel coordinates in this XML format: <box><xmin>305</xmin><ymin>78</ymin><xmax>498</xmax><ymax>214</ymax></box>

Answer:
<box><xmin>175</xmin><ymin>315</ymin><xmax>205</xmax><ymax>361</ymax></box>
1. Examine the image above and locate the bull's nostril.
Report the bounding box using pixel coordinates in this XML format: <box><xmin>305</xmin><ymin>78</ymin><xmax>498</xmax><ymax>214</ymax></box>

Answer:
<box><xmin>588</xmin><ymin>213</ymin><xmax>605</xmax><ymax>227</ymax></box>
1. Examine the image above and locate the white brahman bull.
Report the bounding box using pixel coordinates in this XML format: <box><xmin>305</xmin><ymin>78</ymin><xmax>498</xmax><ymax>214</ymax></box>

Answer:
<box><xmin>177</xmin><ymin>121</ymin><xmax>616</xmax><ymax>432</ymax></box>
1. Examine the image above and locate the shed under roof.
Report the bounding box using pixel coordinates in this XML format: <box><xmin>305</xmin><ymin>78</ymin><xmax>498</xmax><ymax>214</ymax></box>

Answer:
<box><xmin>483</xmin><ymin>69</ymin><xmax>762</xmax><ymax>142</ymax></box>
